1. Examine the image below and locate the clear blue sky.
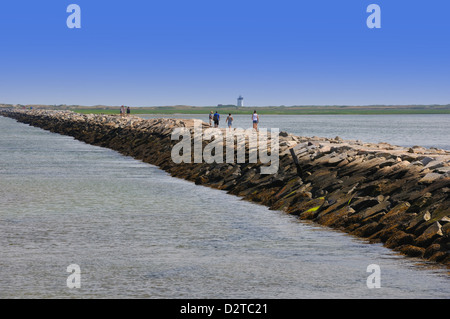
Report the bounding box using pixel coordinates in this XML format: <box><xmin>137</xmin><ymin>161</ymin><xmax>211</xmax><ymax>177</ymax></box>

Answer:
<box><xmin>0</xmin><ymin>0</ymin><xmax>449</xmax><ymax>106</ymax></box>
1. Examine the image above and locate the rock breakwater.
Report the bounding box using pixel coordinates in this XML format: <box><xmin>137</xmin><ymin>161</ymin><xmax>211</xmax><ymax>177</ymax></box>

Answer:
<box><xmin>1</xmin><ymin>109</ymin><xmax>450</xmax><ymax>268</ymax></box>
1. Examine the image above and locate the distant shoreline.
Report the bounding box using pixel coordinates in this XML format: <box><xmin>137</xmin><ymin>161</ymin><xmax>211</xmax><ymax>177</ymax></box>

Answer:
<box><xmin>76</xmin><ymin>109</ymin><xmax>450</xmax><ymax>115</ymax></box>
<box><xmin>2</xmin><ymin>104</ymin><xmax>450</xmax><ymax>115</ymax></box>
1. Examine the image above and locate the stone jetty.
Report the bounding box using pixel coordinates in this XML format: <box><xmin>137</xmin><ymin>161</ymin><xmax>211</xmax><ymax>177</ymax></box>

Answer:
<box><xmin>1</xmin><ymin>109</ymin><xmax>450</xmax><ymax>268</ymax></box>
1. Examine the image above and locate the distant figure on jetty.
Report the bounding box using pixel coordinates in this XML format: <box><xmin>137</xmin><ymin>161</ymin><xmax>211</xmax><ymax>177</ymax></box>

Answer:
<box><xmin>209</xmin><ymin>111</ymin><xmax>213</xmax><ymax>127</ymax></box>
<box><xmin>120</xmin><ymin>105</ymin><xmax>125</xmax><ymax>117</ymax></box>
<box><xmin>213</xmin><ymin>111</ymin><xmax>220</xmax><ymax>128</ymax></box>
<box><xmin>226</xmin><ymin>113</ymin><xmax>233</xmax><ymax>130</ymax></box>
<box><xmin>252</xmin><ymin>110</ymin><xmax>259</xmax><ymax>130</ymax></box>
<box><xmin>126</xmin><ymin>106</ymin><xmax>131</xmax><ymax>117</ymax></box>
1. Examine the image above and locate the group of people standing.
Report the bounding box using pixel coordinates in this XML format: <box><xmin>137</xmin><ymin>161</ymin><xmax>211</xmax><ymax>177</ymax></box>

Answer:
<box><xmin>120</xmin><ymin>105</ymin><xmax>131</xmax><ymax>117</ymax></box>
<box><xmin>209</xmin><ymin>110</ymin><xmax>259</xmax><ymax>130</ymax></box>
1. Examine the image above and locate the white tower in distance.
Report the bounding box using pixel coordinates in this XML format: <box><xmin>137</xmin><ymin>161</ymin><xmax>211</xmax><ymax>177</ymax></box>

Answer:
<box><xmin>237</xmin><ymin>95</ymin><xmax>244</xmax><ymax>107</ymax></box>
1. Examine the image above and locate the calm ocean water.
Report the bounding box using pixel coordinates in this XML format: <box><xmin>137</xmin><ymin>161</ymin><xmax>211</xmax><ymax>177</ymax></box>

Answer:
<box><xmin>0</xmin><ymin>115</ymin><xmax>449</xmax><ymax>298</ymax></box>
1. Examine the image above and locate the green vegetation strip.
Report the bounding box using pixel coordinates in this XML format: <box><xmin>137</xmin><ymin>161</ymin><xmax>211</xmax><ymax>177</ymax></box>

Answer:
<box><xmin>73</xmin><ymin>107</ymin><xmax>450</xmax><ymax>115</ymax></box>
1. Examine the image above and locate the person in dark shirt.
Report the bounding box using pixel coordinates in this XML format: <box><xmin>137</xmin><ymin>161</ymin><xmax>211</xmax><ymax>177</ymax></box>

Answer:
<box><xmin>213</xmin><ymin>111</ymin><xmax>220</xmax><ymax>128</ymax></box>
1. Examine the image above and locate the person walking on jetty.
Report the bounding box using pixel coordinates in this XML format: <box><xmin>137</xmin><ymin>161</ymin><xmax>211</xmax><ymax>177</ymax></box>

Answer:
<box><xmin>226</xmin><ymin>113</ymin><xmax>233</xmax><ymax>130</ymax></box>
<box><xmin>126</xmin><ymin>106</ymin><xmax>131</xmax><ymax>117</ymax></box>
<box><xmin>213</xmin><ymin>111</ymin><xmax>220</xmax><ymax>128</ymax></box>
<box><xmin>120</xmin><ymin>105</ymin><xmax>125</xmax><ymax>117</ymax></box>
<box><xmin>209</xmin><ymin>111</ymin><xmax>213</xmax><ymax>127</ymax></box>
<box><xmin>252</xmin><ymin>110</ymin><xmax>259</xmax><ymax>130</ymax></box>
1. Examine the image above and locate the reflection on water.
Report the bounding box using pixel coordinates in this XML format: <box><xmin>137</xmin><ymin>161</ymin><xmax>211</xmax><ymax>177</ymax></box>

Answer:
<box><xmin>0</xmin><ymin>116</ymin><xmax>449</xmax><ymax>298</ymax></box>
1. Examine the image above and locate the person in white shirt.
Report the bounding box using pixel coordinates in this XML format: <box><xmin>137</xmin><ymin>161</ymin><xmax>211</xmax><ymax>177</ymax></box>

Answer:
<box><xmin>252</xmin><ymin>110</ymin><xmax>259</xmax><ymax>130</ymax></box>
